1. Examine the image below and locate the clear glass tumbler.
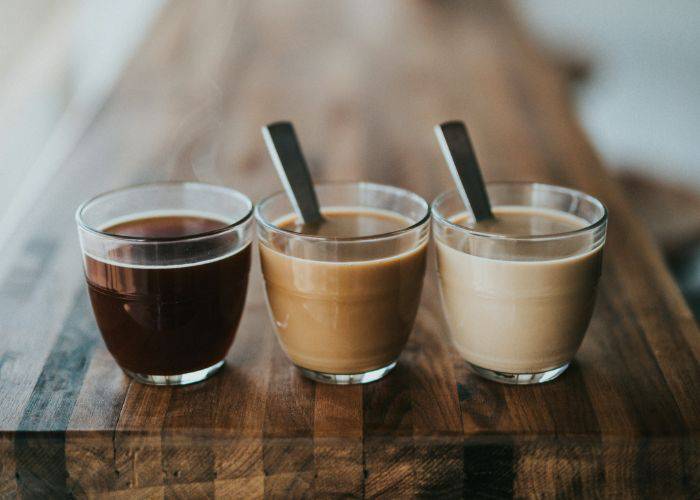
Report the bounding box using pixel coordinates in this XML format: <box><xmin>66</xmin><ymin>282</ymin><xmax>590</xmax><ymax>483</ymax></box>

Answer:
<box><xmin>256</xmin><ymin>182</ymin><xmax>430</xmax><ymax>384</ymax></box>
<box><xmin>432</xmin><ymin>182</ymin><xmax>608</xmax><ymax>384</ymax></box>
<box><xmin>76</xmin><ymin>182</ymin><xmax>253</xmax><ymax>385</ymax></box>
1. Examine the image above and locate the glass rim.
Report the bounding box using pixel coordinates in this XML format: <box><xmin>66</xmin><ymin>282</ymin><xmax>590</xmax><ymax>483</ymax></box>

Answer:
<box><xmin>75</xmin><ymin>181</ymin><xmax>254</xmax><ymax>243</ymax></box>
<box><xmin>255</xmin><ymin>181</ymin><xmax>431</xmax><ymax>242</ymax></box>
<box><xmin>431</xmin><ymin>181</ymin><xmax>608</xmax><ymax>242</ymax></box>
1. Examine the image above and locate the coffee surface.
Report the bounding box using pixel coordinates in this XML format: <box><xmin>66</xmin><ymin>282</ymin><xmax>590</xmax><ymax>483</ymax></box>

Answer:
<box><xmin>278</xmin><ymin>209</ymin><xmax>410</xmax><ymax>237</ymax></box>
<box><xmin>85</xmin><ymin>214</ymin><xmax>250</xmax><ymax>376</ymax></box>
<box><xmin>449</xmin><ymin>207</ymin><xmax>591</xmax><ymax>260</ymax></box>
<box><xmin>455</xmin><ymin>206</ymin><xmax>588</xmax><ymax>236</ymax></box>
<box><xmin>104</xmin><ymin>214</ymin><xmax>228</xmax><ymax>238</ymax></box>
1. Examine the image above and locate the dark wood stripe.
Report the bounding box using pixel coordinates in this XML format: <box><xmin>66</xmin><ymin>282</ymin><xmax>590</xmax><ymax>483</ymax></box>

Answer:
<box><xmin>13</xmin><ymin>431</ymin><xmax>67</xmax><ymax>499</ymax></box>
<box><xmin>681</xmin><ymin>437</ymin><xmax>700</xmax><ymax>496</ymax></box>
<box><xmin>463</xmin><ymin>438</ymin><xmax>515</xmax><ymax>498</ymax></box>
<box><xmin>16</xmin><ymin>288</ymin><xmax>98</xmax><ymax>431</ymax></box>
<box><xmin>15</xmin><ymin>288</ymin><xmax>97</xmax><ymax>496</ymax></box>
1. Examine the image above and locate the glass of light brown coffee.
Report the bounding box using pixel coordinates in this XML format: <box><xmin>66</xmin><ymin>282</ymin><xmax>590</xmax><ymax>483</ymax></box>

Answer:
<box><xmin>256</xmin><ymin>182</ymin><xmax>430</xmax><ymax>384</ymax></box>
<box><xmin>432</xmin><ymin>182</ymin><xmax>608</xmax><ymax>384</ymax></box>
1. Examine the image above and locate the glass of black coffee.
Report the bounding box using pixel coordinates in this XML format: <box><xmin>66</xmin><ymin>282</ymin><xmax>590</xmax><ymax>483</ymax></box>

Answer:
<box><xmin>76</xmin><ymin>182</ymin><xmax>253</xmax><ymax>385</ymax></box>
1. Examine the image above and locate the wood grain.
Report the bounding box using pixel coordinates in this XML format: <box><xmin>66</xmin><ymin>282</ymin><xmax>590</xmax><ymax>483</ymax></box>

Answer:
<box><xmin>0</xmin><ymin>0</ymin><xmax>698</xmax><ymax>497</ymax></box>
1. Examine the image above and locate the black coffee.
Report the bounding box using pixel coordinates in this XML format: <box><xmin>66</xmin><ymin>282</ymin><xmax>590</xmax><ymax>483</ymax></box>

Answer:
<box><xmin>85</xmin><ymin>215</ymin><xmax>251</xmax><ymax>375</ymax></box>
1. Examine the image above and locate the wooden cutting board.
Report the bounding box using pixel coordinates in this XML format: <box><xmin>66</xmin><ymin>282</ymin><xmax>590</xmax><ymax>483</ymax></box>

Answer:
<box><xmin>1</xmin><ymin>1</ymin><xmax>697</xmax><ymax>497</ymax></box>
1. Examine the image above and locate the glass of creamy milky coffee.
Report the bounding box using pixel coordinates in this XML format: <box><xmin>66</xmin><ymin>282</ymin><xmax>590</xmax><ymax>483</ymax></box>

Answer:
<box><xmin>432</xmin><ymin>182</ymin><xmax>607</xmax><ymax>384</ymax></box>
<box><xmin>256</xmin><ymin>182</ymin><xmax>430</xmax><ymax>384</ymax></box>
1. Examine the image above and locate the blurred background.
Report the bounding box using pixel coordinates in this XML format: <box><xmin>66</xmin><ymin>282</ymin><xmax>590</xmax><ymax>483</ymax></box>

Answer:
<box><xmin>516</xmin><ymin>0</ymin><xmax>700</xmax><ymax>316</ymax></box>
<box><xmin>0</xmin><ymin>0</ymin><xmax>698</xmax><ymax>316</ymax></box>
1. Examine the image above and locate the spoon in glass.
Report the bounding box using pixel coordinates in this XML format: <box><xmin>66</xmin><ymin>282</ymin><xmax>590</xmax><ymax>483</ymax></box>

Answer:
<box><xmin>434</xmin><ymin>120</ymin><xmax>494</xmax><ymax>222</ymax></box>
<box><xmin>262</xmin><ymin>121</ymin><xmax>325</xmax><ymax>226</ymax></box>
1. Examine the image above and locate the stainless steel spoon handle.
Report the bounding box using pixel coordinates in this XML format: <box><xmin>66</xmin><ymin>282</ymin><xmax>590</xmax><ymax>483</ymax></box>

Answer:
<box><xmin>434</xmin><ymin>121</ymin><xmax>493</xmax><ymax>221</ymax></box>
<box><xmin>262</xmin><ymin>121</ymin><xmax>324</xmax><ymax>225</ymax></box>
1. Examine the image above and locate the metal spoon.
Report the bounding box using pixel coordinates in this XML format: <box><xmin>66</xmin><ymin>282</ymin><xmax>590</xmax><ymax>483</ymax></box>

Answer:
<box><xmin>434</xmin><ymin>121</ymin><xmax>494</xmax><ymax>222</ymax></box>
<box><xmin>262</xmin><ymin>121</ymin><xmax>325</xmax><ymax>225</ymax></box>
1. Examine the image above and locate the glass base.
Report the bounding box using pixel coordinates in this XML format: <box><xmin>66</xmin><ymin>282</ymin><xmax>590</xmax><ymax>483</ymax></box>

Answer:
<box><xmin>469</xmin><ymin>362</ymin><xmax>570</xmax><ymax>385</ymax></box>
<box><xmin>298</xmin><ymin>361</ymin><xmax>397</xmax><ymax>385</ymax></box>
<box><xmin>123</xmin><ymin>360</ymin><xmax>225</xmax><ymax>386</ymax></box>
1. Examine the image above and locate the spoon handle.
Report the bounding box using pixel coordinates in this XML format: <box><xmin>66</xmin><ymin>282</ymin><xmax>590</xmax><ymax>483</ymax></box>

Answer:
<box><xmin>262</xmin><ymin>121</ymin><xmax>324</xmax><ymax>225</ymax></box>
<box><xmin>434</xmin><ymin>121</ymin><xmax>493</xmax><ymax>221</ymax></box>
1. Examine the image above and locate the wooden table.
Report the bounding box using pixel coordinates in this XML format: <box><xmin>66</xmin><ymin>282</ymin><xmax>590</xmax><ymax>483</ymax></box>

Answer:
<box><xmin>1</xmin><ymin>1</ymin><xmax>698</xmax><ymax>497</ymax></box>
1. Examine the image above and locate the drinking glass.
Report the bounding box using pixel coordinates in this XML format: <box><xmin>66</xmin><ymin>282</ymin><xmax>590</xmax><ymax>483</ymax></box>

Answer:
<box><xmin>432</xmin><ymin>182</ymin><xmax>608</xmax><ymax>384</ymax></box>
<box><xmin>256</xmin><ymin>182</ymin><xmax>430</xmax><ymax>384</ymax></box>
<box><xmin>76</xmin><ymin>182</ymin><xmax>253</xmax><ymax>385</ymax></box>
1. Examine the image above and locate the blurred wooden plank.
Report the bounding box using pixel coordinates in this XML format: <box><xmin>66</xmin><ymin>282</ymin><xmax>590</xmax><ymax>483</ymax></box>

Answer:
<box><xmin>617</xmin><ymin>171</ymin><xmax>700</xmax><ymax>255</ymax></box>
